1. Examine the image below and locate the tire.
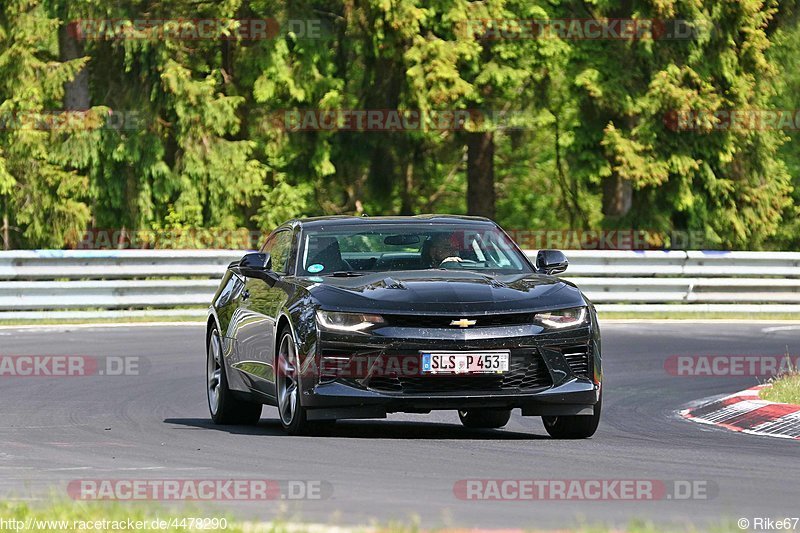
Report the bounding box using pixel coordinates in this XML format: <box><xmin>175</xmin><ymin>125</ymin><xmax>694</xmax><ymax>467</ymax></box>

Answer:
<box><xmin>207</xmin><ymin>326</ymin><xmax>262</xmax><ymax>425</ymax></box>
<box><xmin>458</xmin><ymin>408</ymin><xmax>512</xmax><ymax>429</ymax></box>
<box><xmin>542</xmin><ymin>396</ymin><xmax>601</xmax><ymax>439</ymax></box>
<box><xmin>275</xmin><ymin>326</ymin><xmax>321</xmax><ymax>436</ymax></box>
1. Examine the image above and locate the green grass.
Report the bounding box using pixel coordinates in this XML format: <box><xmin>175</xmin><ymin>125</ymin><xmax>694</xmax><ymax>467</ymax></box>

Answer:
<box><xmin>0</xmin><ymin>316</ymin><xmax>205</xmax><ymax>326</ymax></box>
<box><xmin>759</xmin><ymin>351</ymin><xmax>800</xmax><ymax>404</ymax></box>
<box><xmin>760</xmin><ymin>373</ymin><xmax>800</xmax><ymax>404</ymax></box>
<box><xmin>0</xmin><ymin>500</ymin><xmax>240</xmax><ymax>533</ymax></box>
<box><xmin>572</xmin><ymin>524</ymin><xmax>745</xmax><ymax>533</ymax></box>
<box><xmin>0</xmin><ymin>500</ymin><xmax>761</xmax><ymax>533</ymax></box>
<box><xmin>599</xmin><ymin>312</ymin><xmax>800</xmax><ymax>321</ymax></box>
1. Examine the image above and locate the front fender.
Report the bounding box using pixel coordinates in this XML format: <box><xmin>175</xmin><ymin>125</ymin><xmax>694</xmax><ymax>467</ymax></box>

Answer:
<box><xmin>279</xmin><ymin>289</ymin><xmax>320</xmax><ymax>403</ymax></box>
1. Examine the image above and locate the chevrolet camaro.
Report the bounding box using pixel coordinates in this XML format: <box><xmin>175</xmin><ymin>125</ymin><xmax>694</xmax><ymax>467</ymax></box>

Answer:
<box><xmin>206</xmin><ymin>215</ymin><xmax>602</xmax><ymax>437</ymax></box>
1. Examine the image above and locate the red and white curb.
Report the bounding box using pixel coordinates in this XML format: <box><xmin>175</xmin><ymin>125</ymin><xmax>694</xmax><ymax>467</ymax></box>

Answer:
<box><xmin>681</xmin><ymin>385</ymin><xmax>800</xmax><ymax>440</ymax></box>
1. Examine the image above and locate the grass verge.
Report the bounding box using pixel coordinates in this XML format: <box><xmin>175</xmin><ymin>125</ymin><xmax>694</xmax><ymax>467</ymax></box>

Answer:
<box><xmin>0</xmin><ymin>499</ymin><xmax>759</xmax><ymax>533</ymax></box>
<box><xmin>599</xmin><ymin>312</ymin><xmax>800</xmax><ymax>321</ymax></box>
<box><xmin>0</xmin><ymin>316</ymin><xmax>205</xmax><ymax>327</ymax></box>
<box><xmin>0</xmin><ymin>500</ymin><xmax>239</xmax><ymax>532</ymax></box>
<box><xmin>760</xmin><ymin>373</ymin><xmax>800</xmax><ymax>404</ymax></box>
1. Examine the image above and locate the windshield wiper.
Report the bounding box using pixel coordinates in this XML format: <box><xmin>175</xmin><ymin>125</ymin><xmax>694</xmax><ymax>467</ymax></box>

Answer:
<box><xmin>328</xmin><ymin>271</ymin><xmax>366</xmax><ymax>277</ymax></box>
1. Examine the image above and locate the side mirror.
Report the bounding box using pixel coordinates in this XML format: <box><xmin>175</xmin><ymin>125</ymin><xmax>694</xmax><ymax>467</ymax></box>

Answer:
<box><xmin>536</xmin><ymin>249</ymin><xmax>568</xmax><ymax>275</ymax></box>
<box><xmin>239</xmin><ymin>252</ymin><xmax>272</xmax><ymax>279</ymax></box>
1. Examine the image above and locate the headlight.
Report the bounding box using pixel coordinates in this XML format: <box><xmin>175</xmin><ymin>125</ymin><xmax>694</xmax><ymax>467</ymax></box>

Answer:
<box><xmin>534</xmin><ymin>307</ymin><xmax>588</xmax><ymax>329</ymax></box>
<box><xmin>316</xmin><ymin>310</ymin><xmax>385</xmax><ymax>332</ymax></box>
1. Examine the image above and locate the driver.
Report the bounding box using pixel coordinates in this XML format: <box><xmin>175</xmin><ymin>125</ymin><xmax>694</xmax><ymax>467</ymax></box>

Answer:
<box><xmin>427</xmin><ymin>233</ymin><xmax>464</xmax><ymax>266</ymax></box>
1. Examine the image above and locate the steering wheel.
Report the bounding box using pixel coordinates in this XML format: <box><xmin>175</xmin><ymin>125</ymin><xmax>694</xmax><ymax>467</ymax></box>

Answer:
<box><xmin>439</xmin><ymin>258</ymin><xmax>478</xmax><ymax>267</ymax></box>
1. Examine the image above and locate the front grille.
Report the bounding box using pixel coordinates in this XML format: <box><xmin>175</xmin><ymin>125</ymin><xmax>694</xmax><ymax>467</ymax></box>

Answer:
<box><xmin>362</xmin><ymin>348</ymin><xmax>551</xmax><ymax>394</ymax></box>
<box><xmin>562</xmin><ymin>344</ymin><xmax>592</xmax><ymax>378</ymax></box>
<box><xmin>382</xmin><ymin>313</ymin><xmax>534</xmax><ymax>328</ymax></box>
<box><xmin>366</xmin><ymin>376</ymin><xmax>403</xmax><ymax>392</ymax></box>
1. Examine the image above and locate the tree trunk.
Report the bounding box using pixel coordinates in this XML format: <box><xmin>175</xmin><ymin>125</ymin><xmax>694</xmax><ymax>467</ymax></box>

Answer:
<box><xmin>118</xmin><ymin>226</ymin><xmax>127</xmax><ymax>249</ymax></box>
<box><xmin>2</xmin><ymin>213</ymin><xmax>9</xmax><ymax>251</ymax></box>
<box><xmin>467</xmin><ymin>131</ymin><xmax>495</xmax><ymax>219</ymax></box>
<box><xmin>602</xmin><ymin>174</ymin><xmax>632</xmax><ymax>218</ymax></box>
<box><xmin>399</xmin><ymin>159</ymin><xmax>415</xmax><ymax>215</ymax></box>
<box><xmin>58</xmin><ymin>23</ymin><xmax>90</xmax><ymax>110</ymax></box>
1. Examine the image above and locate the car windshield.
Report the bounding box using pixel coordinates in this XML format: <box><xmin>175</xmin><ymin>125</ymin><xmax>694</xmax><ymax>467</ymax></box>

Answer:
<box><xmin>297</xmin><ymin>223</ymin><xmax>532</xmax><ymax>276</ymax></box>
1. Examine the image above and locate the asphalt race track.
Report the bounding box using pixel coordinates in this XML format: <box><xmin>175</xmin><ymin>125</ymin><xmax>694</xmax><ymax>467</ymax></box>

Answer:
<box><xmin>1</xmin><ymin>322</ymin><xmax>798</xmax><ymax>529</ymax></box>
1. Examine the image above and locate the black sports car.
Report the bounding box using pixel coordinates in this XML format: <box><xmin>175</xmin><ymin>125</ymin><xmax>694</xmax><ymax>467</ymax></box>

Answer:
<box><xmin>206</xmin><ymin>215</ymin><xmax>602</xmax><ymax>437</ymax></box>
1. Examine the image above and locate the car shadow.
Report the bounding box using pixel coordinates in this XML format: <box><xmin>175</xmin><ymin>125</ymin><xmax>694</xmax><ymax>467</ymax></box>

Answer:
<box><xmin>163</xmin><ymin>418</ymin><xmax>547</xmax><ymax>440</ymax></box>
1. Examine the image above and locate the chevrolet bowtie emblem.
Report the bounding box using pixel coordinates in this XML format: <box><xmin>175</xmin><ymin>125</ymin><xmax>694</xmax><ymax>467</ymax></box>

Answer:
<box><xmin>450</xmin><ymin>318</ymin><xmax>477</xmax><ymax>328</ymax></box>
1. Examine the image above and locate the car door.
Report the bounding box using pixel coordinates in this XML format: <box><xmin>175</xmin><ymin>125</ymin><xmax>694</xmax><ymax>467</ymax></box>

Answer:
<box><xmin>234</xmin><ymin>229</ymin><xmax>295</xmax><ymax>399</ymax></box>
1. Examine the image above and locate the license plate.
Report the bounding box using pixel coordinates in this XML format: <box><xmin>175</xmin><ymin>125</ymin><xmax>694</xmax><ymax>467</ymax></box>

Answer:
<box><xmin>420</xmin><ymin>351</ymin><xmax>509</xmax><ymax>374</ymax></box>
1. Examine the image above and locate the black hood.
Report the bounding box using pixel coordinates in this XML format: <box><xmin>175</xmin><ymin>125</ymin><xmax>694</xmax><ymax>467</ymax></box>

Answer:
<box><xmin>297</xmin><ymin>270</ymin><xmax>586</xmax><ymax>314</ymax></box>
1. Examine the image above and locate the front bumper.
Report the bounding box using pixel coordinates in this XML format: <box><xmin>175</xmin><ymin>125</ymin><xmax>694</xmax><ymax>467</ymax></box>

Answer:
<box><xmin>300</xmin><ymin>321</ymin><xmax>602</xmax><ymax>420</ymax></box>
<box><xmin>303</xmin><ymin>379</ymin><xmax>599</xmax><ymax>420</ymax></box>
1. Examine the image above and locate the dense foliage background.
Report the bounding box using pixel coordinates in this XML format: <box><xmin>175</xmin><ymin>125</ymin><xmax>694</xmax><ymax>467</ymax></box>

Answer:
<box><xmin>0</xmin><ymin>0</ymin><xmax>798</xmax><ymax>250</ymax></box>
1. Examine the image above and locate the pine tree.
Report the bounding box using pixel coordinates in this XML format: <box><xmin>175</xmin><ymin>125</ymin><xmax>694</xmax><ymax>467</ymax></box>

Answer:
<box><xmin>0</xmin><ymin>0</ymin><xmax>92</xmax><ymax>248</ymax></box>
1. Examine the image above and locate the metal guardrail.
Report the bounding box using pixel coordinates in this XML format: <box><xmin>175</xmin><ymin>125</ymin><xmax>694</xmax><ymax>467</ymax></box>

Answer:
<box><xmin>561</xmin><ymin>250</ymin><xmax>800</xmax><ymax>277</ymax></box>
<box><xmin>0</xmin><ymin>249</ymin><xmax>797</xmax><ymax>320</ymax></box>
<box><xmin>0</xmin><ymin>250</ymin><xmax>243</xmax><ymax>279</ymax></box>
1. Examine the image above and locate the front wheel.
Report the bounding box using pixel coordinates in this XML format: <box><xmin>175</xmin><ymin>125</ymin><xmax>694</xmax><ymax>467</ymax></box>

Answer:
<box><xmin>542</xmin><ymin>396</ymin><xmax>601</xmax><ymax>439</ymax></box>
<box><xmin>276</xmin><ymin>327</ymin><xmax>324</xmax><ymax>436</ymax></box>
<box><xmin>458</xmin><ymin>408</ymin><xmax>511</xmax><ymax>429</ymax></box>
<box><xmin>207</xmin><ymin>326</ymin><xmax>262</xmax><ymax>425</ymax></box>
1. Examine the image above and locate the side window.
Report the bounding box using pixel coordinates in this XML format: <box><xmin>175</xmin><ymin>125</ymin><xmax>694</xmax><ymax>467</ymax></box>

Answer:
<box><xmin>269</xmin><ymin>230</ymin><xmax>293</xmax><ymax>274</ymax></box>
<box><xmin>259</xmin><ymin>233</ymin><xmax>275</xmax><ymax>254</ymax></box>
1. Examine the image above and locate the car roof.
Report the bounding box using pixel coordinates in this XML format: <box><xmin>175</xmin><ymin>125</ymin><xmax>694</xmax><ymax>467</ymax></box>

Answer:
<box><xmin>292</xmin><ymin>214</ymin><xmax>495</xmax><ymax>229</ymax></box>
